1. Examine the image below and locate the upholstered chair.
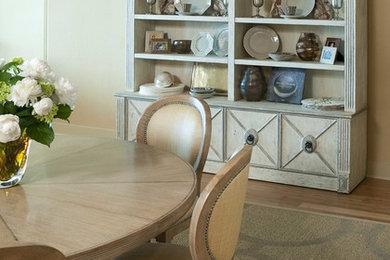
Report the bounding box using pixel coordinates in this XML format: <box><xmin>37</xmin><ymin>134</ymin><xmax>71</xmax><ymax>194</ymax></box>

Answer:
<box><xmin>0</xmin><ymin>243</ymin><xmax>66</xmax><ymax>260</ymax></box>
<box><xmin>116</xmin><ymin>144</ymin><xmax>253</xmax><ymax>260</ymax></box>
<box><xmin>136</xmin><ymin>94</ymin><xmax>212</xmax><ymax>242</ymax></box>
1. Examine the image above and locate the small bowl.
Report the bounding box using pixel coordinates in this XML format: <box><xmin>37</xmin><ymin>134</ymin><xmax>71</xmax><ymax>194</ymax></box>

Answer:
<box><xmin>172</xmin><ymin>40</ymin><xmax>192</xmax><ymax>54</ymax></box>
<box><xmin>190</xmin><ymin>87</ymin><xmax>215</xmax><ymax>94</ymax></box>
<box><xmin>268</xmin><ymin>52</ymin><xmax>296</xmax><ymax>61</ymax></box>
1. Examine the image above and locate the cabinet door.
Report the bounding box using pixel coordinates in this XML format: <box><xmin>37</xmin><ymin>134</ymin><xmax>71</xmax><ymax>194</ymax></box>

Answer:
<box><xmin>127</xmin><ymin>99</ymin><xmax>153</xmax><ymax>141</ymax></box>
<box><xmin>207</xmin><ymin>107</ymin><xmax>224</xmax><ymax>162</ymax></box>
<box><xmin>226</xmin><ymin>109</ymin><xmax>278</xmax><ymax>167</ymax></box>
<box><xmin>281</xmin><ymin>114</ymin><xmax>338</xmax><ymax>176</ymax></box>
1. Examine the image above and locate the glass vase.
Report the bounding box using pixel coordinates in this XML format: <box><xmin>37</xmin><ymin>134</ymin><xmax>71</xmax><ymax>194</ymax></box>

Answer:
<box><xmin>296</xmin><ymin>32</ymin><xmax>322</xmax><ymax>61</ymax></box>
<box><xmin>0</xmin><ymin>133</ymin><xmax>31</xmax><ymax>189</ymax></box>
<box><xmin>240</xmin><ymin>67</ymin><xmax>267</xmax><ymax>101</ymax></box>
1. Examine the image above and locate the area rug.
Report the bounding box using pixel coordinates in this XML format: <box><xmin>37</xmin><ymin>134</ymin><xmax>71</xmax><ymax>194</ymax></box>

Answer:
<box><xmin>172</xmin><ymin>203</ymin><xmax>390</xmax><ymax>259</ymax></box>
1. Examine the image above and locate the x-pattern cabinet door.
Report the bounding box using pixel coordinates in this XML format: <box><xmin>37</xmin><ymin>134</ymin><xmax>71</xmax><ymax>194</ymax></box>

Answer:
<box><xmin>226</xmin><ymin>109</ymin><xmax>278</xmax><ymax>168</ymax></box>
<box><xmin>127</xmin><ymin>99</ymin><xmax>152</xmax><ymax>141</ymax></box>
<box><xmin>207</xmin><ymin>106</ymin><xmax>224</xmax><ymax>162</ymax></box>
<box><xmin>281</xmin><ymin>114</ymin><xmax>338</xmax><ymax>176</ymax></box>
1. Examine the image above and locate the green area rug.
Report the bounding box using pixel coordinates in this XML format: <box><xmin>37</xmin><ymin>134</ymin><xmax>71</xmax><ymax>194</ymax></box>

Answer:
<box><xmin>172</xmin><ymin>203</ymin><xmax>390</xmax><ymax>259</ymax></box>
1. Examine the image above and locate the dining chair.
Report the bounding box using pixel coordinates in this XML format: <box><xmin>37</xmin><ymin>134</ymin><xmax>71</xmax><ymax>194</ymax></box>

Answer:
<box><xmin>136</xmin><ymin>94</ymin><xmax>212</xmax><ymax>242</ymax></box>
<box><xmin>0</xmin><ymin>243</ymin><xmax>66</xmax><ymax>260</ymax></box>
<box><xmin>115</xmin><ymin>144</ymin><xmax>253</xmax><ymax>260</ymax></box>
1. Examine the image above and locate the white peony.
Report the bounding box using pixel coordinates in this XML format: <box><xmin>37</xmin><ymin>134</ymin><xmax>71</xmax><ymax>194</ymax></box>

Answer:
<box><xmin>19</xmin><ymin>58</ymin><xmax>56</xmax><ymax>82</ymax></box>
<box><xmin>0</xmin><ymin>114</ymin><xmax>21</xmax><ymax>143</ymax></box>
<box><xmin>0</xmin><ymin>58</ymin><xmax>5</xmax><ymax>69</ymax></box>
<box><xmin>8</xmin><ymin>77</ymin><xmax>42</xmax><ymax>107</ymax></box>
<box><xmin>54</xmin><ymin>77</ymin><xmax>77</xmax><ymax>109</ymax></box>
<box><xmin>33</xmin><ymin>98</ymin><xmax>53</xmax><ymax>116</ymax></box>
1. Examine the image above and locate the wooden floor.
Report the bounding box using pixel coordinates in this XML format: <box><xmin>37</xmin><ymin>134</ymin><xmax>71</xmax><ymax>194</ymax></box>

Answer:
<box><xmin>202</xmin><ymin>174</ymin><xmax>390</xmax><ymax>224</ymax></box>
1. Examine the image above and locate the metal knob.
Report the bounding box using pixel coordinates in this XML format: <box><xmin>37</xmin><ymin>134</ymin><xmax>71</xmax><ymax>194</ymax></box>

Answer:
<box><xmin>302</xmin><ymin>135</ymin><xmax>316</xmax><ymax>153</ymax></box>
<box><xmin>244</xmin><ymin>129</ymin><xmax>259</xmax><ymax>146</ymax></box>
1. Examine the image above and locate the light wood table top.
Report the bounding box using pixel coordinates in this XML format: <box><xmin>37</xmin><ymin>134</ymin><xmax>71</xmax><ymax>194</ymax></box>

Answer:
<box><xmin>0</xmin><ymin>135</ymin><xmax>197</xmax><ymax>260</ymax></box>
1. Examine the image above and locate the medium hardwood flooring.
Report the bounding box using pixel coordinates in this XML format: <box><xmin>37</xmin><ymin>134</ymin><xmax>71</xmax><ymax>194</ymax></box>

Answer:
<box><xmin>202</xmin><ymin>174</ymin><xmax>390</xmax><ymax>224</ymax></box>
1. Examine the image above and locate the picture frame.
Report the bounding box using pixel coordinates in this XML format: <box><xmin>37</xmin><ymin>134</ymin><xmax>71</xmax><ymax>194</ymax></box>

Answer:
<box><xmin>145</xmin><ymin>31</ymin><xmax>164</xmax><ymax>52</ymax></box>
<box><xmin>325</xmin><ymin>37</ymin><xmax>341</xmax><ymax>48</ymax></box>
<box><xmin>191</xmin><ymin>63</ymin><xmax>228</xmax><ymax>94</ymax></box>
<box><xmin>320</xmin><ymin>46</ymin><xmax>337</xmax><ymax>64</ymax></box>
<box><xmin>149</xmin><ymin>38</ymin><xmax>172</xmax><ymax>53</ymax></box>
<box><xmin>266</xmin><ymin>68</ymin><xmax>306</xmax><ymax>104</ymax></box>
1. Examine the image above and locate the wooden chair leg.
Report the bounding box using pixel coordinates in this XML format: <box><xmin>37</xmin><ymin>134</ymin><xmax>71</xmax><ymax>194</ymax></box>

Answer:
<box><xmin>156</xmin><ymin>218</ymin><xmax>191</xmax><ymax>243</ymax></box>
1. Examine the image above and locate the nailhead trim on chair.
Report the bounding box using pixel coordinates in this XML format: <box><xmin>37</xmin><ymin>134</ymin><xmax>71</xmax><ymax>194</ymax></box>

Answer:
<box><xmin>204</xmin><ymin>164</ymin><xmax>247</xmax><ymax>260</ymax></box>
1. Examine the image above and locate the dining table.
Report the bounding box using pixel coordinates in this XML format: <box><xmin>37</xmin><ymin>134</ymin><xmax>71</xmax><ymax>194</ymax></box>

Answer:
<box><xmin>0</xmin><ymin>135</ymin><xmax>197</xmax><ymax>259</ymax></box>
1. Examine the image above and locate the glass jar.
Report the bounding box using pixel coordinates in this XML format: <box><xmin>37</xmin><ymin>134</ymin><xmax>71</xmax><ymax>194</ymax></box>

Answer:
<box><xmin>296</xmin><ymin>32</ymin><xmax>322</xmax><ymax>61</ymax></box>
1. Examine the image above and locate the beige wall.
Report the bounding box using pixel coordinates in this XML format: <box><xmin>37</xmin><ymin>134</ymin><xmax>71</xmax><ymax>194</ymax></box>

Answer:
<box><xmin>1</xmin><ymin>0</ymin><xmax>390</xmax><ymax>179</ymax></box>
<box><xmin>367</xmin><ymin>0</ymin><xmax>390</xmax><ymax>180</ymax></box>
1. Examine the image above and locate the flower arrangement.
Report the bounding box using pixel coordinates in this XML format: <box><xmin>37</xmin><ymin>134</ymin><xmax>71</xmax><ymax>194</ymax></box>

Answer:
<box><xmin>0</xmin><ymin>57</ymin><xmax>76</xmax><ymax>146</ymax></box>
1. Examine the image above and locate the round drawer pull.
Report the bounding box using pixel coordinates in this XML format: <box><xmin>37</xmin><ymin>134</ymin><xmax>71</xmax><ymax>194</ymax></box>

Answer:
<box><xmin>302</xmin><ymin>135</ymin><xmax>317</xmax><ymax>153</ymax></box>
<box><xmin>244</xmin><ymin>129</ymin><xmax>259</xmax><ymax>146</ymax></box>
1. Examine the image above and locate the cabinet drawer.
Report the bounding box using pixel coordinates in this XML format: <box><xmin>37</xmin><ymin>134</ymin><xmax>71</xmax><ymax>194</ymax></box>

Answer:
<box><xmin>281</xmin><ymin>114</ymin><xmax>338</xmax><ymax>176</ymax></box>
<box><xmin>127</xmin><ymin>99</ymin><xmax>153</xmax><ymax>141</ymax></box>
<box><xmin>226</xmin><ymin>109</ymin><xmax>278</xmax><ymax>167</ymax></box>
<box><xmin>208</xmin><ymin>107</ymin><xmax>224</xmax><ymax>162</ymax></box>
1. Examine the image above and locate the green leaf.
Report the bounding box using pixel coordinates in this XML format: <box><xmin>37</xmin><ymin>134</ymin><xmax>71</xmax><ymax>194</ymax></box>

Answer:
<box><xmin>55</xmin><ymin>104</ymin><xmax>72</xmax><ymax>120</ymax></box>
<box><xmin>19</xmin><ymin>116</ymin><xmax>38</xmax><ymax>129</ymax></box>
<box><xmin>3</xmin><ymin>101</ymin><xmax>18</xmax><ymax>114</ymax></box>
<box><xmin>16</xmin><ymin>107</ymin><xmax>33</xmax><ymax>117</ymax></box>
<box><xmin>0</xmin><ymin>72</ymin><xmax>12</xmax><ymax>82</ymax></box>
<box><xmin>26</xmin><ymin>122</ymin><xmax>55</xmax><ymax>147</ymax></box>
<box><xmin>9</xmin><ymin>75</ymin><xmax>23</xmax><ymax>85</ymax></box>
<box><xmin>1</xmin><ymin>61</ymin><xmax>18</xmax><ymax>72</ymax></box>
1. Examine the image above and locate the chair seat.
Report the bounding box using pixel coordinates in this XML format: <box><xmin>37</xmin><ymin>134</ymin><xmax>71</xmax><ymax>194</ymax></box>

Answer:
<box><xmin>115</xmin><ymin>243</ymin><xmax>191</xmax><ymax>260</ymax></box>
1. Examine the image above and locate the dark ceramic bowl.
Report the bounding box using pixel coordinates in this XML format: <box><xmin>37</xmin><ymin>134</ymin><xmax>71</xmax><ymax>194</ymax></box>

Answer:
<box><xmin>172</xmin><ymin>40</ymin><xmax>192</xmax><ymax>54</ymax></box>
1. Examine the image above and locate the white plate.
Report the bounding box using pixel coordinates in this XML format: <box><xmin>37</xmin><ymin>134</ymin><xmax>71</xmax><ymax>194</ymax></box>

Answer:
<box><xmin>189</xmin><ymin>91</ymin><xmax>215</xmax><ymax>99</ymax></box>
<box><xmin>191</xmin><ymin>32</ymin><xmax>214</xmax><ymax>57</ymax></box>
<box><xmin>280</xmin><ymin>14</ymin><xmax>305</xmax><ymax>19</ymax></box>
<box><xmin>243</xmin><ymin>26</ymin><xmax>280</xmax><ymax>60</ymax></box>
<box><xmin>139</xmin><ymin>83</ymin><xmax>185</xmax><ymax>96</ymax></box>
<box><xmin>174</xmin><ymin>0</ymin><xmax>211</xmax><ymax>15</ymax></box>
<box><xmin>213</xmin><ymin>25</ymin><xmax>229</xmax><ymax>57</ymax></box>
<box><xmin>281</xmin><ymin>0</ymin><xmax>315</xmax><ymax>17</ymax></box>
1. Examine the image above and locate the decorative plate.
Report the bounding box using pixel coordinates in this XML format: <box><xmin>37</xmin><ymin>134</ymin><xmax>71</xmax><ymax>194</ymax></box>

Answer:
<box><xmin>301</xmin><ymin>97</ymin><xmax>344</xmax><ymax>111</ymax></box>
<box><xmin>243</xmin><ymin>26</ymin><xmax>280</xmax><ymax>60</ymax></box>
<box><xmin>281</xmin><ymin>0</ymin><xmax>315</xmax><ymax>17</ymax></box>
<box><xmin>174</xmin><ymin>0</ymin><xmax>211</xmax><ymax>15</ymax></box>
<box><xmin>139</xmin><ymin>83</ymin><xmax>185</xmax><ymax>96</ymax></box>
<box><xmin>213</xmin><ymin>25</ymin><xmax>229</xmax><ymax>57</ymax></box>
<box><xmin>280</xmin><ymin>14</ymin><xmax>305</xmax><ymax>19</ymax></box>
<box><xmin>191</xmin><ymin>32</ymin><xmax>214</xmax><ymax>57</ymax></box>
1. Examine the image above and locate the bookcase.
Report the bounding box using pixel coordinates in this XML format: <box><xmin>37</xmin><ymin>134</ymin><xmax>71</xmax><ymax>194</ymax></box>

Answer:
<box><xmin>115</xmin><ymin>0</ymin><xmax>367</xmax><ymax>193</ymax></box>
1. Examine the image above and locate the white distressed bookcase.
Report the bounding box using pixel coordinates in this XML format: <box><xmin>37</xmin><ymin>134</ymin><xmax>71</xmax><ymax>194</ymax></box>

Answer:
<box><xmin>115</xmin><ymin>0</ymin><xmax>367</xmax><ymax>193</ymax></box>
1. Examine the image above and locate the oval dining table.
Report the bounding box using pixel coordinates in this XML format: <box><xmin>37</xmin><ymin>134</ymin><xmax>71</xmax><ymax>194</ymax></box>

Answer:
<box><xmin>0</xmin><ymin>135</ymin><xmax>197</xmax><ymax>260</ymax></box>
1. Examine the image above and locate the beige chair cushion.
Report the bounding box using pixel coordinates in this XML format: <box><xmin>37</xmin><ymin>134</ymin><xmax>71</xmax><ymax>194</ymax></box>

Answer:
<box><xmin>115</xmin><ymin>243</ymin><xmax>191</xmax><ymax>260</ymax></box>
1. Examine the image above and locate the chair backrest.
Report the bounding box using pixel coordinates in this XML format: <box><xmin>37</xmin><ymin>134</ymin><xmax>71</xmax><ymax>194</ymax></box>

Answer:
<box><xmin>189</xmin><ymin>145</ymin><xmax>252</xmax><ymax>260</ymax></box>
<box><xmin>0</xmin><ymin>243</ymin><xmax>66</xmax><ymax>260</ymax></box>
<box><xmin>136</xmin><ymin>94</ymin><xmax>211</xmax><ymax>195</ymax></box>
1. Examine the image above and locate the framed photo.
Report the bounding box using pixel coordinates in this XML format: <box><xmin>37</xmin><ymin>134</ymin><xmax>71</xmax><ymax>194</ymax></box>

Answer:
<box><xmin>266</xmin><ymin>68</ymin><xmax>306</xmax><ymax>104</ymax></box>
<box><xmin>145</xmin><ymin>31</ymin><xmax>164</xmax><ymax>52</ymax></box>
<box><xmin>149</xmin><ymin>38</ymin><xmax>172</xmax><ymax>53</ymax></box>
<box><xmin>320</xmin><ymin>46</ymin><xmax>337</xmax><ymax>64</ymax></box>
<box><xmin>325</xmin><ymin>37</ymin><xmax>341</xmax><ymax>48</ymax></box>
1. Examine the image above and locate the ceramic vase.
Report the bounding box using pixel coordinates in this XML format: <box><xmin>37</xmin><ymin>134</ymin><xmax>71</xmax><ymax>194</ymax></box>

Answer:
<box><xmin>240</xmin><ymin>67</ymin><xmax>266</xmax><ymax>101</ymax></box>
<box><xmin>296</xmin><ymin>32</ymin><xmax>322</xmax><ymax>61</ymax></box>
<box><xmin>0</xmin><ymin>133</ymin><xmax>31</xmax><ymax>189</ymax></box>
